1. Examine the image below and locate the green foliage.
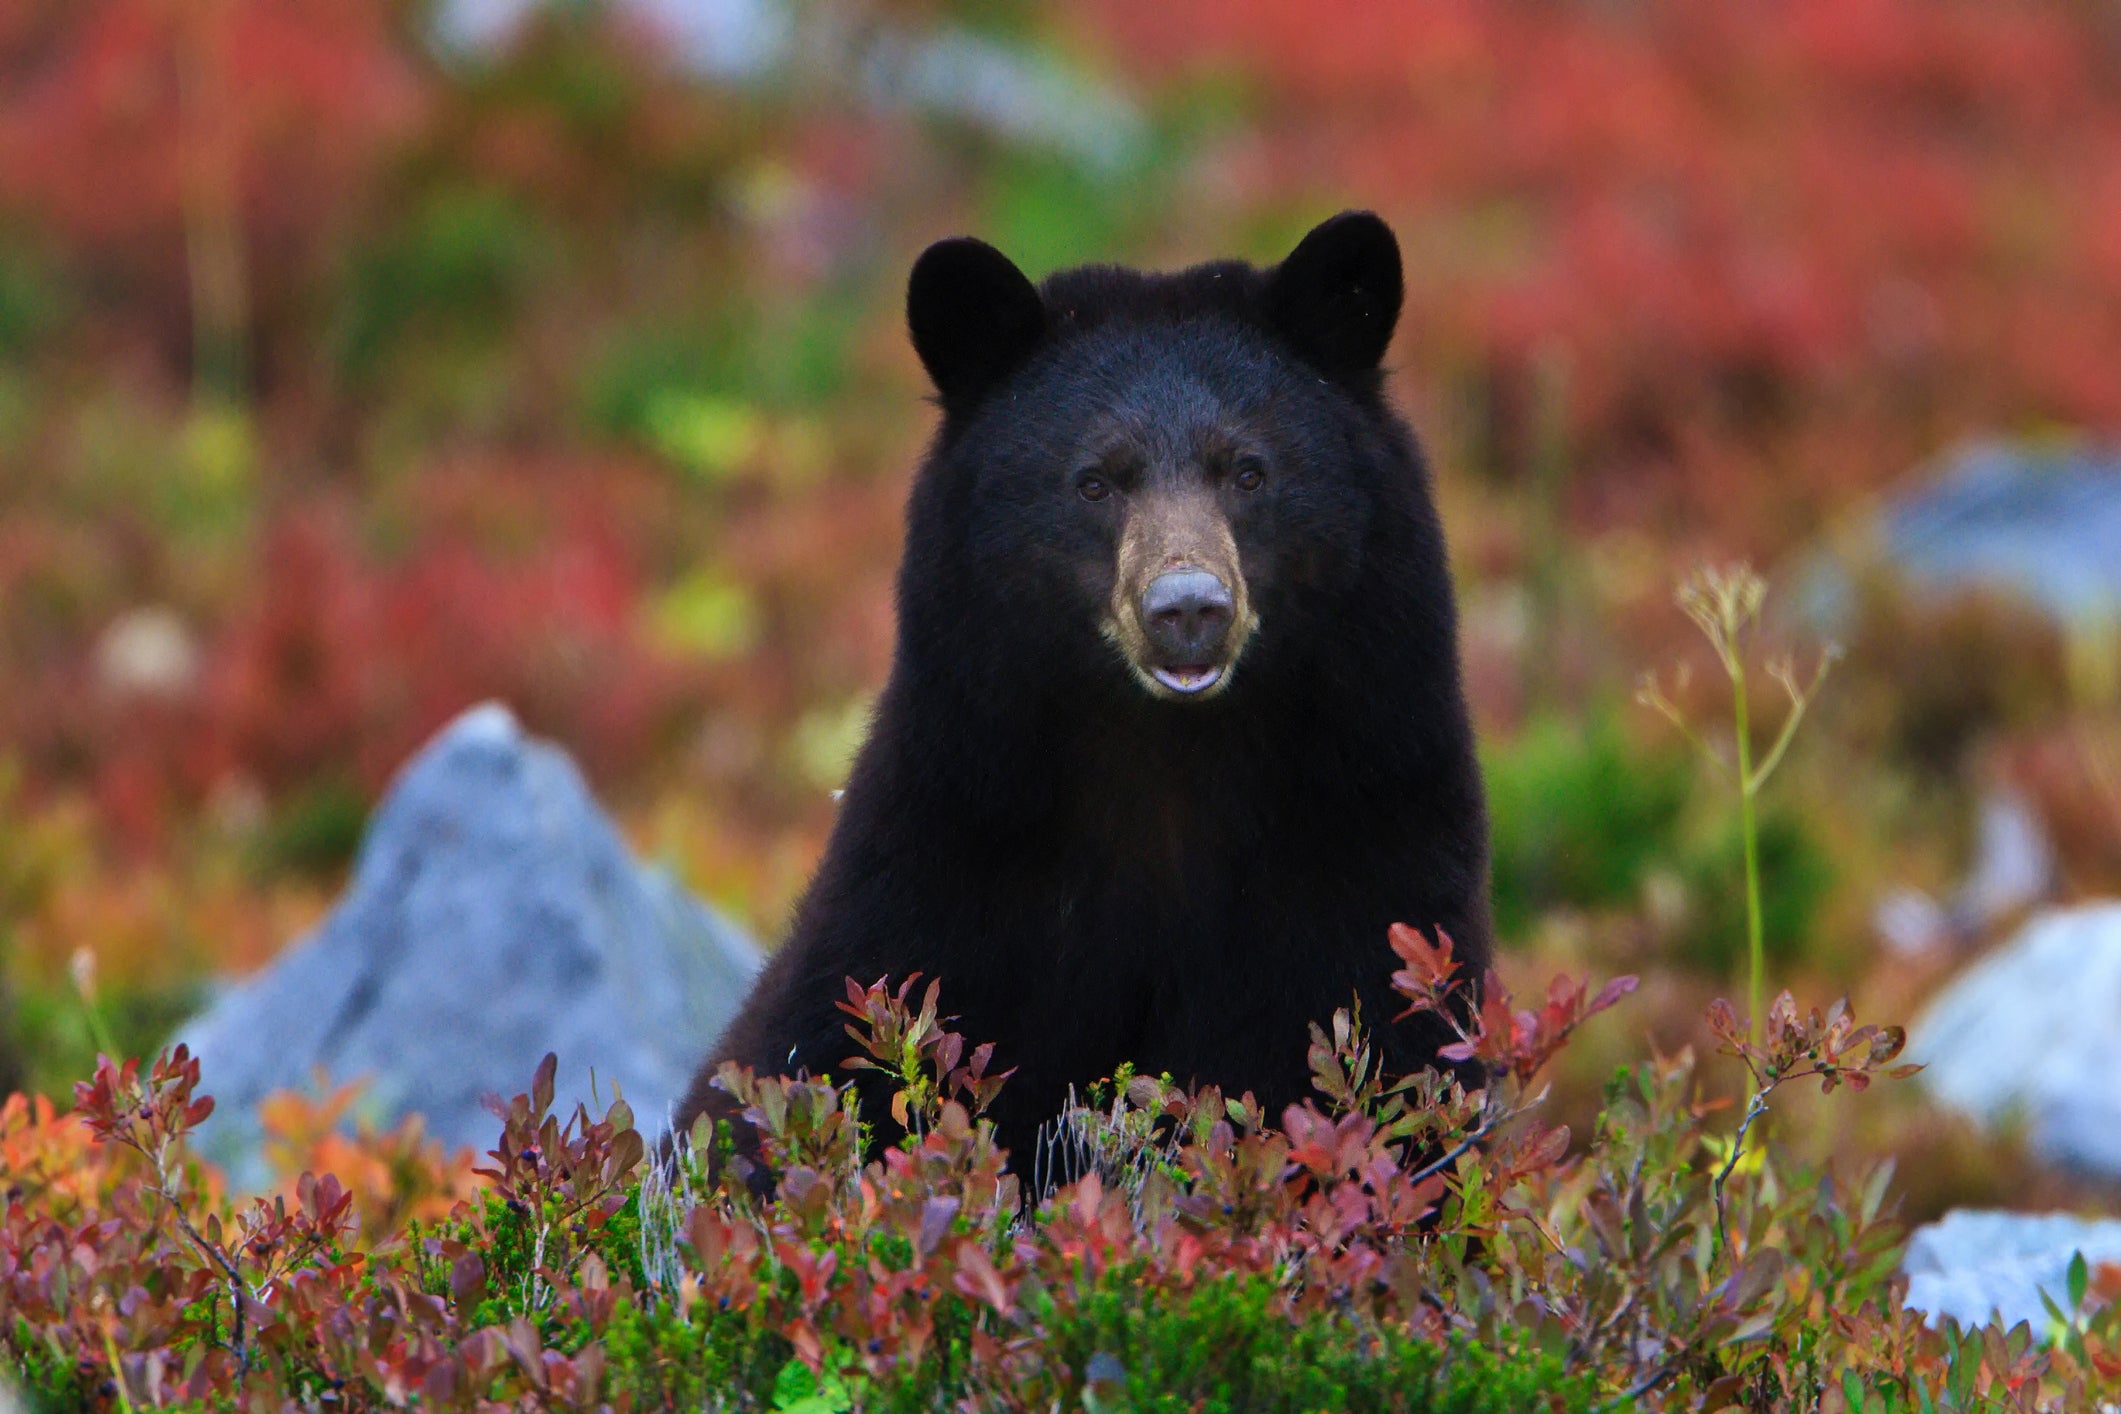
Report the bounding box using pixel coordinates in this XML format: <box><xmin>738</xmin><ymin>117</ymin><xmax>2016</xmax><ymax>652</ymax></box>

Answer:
<box><xmin>600</xmin><ymin>1220</ymin><xmax>1598</xmax><ymax>1411</ymax></box>
<box><xmin>602</xmin><ymin>1295</ymin><xmax>796</xmax><ymax>1410</ymax></box>
<box><xmin>1673</xmin><ymin>805</ymin><xmax>1837</xmax><ymax>977</ymax></box>
<box><xmin>0</xmin><ymin>243</ymin><xmax>64</xmax><ymax>362</ymax></box>
<box><xmin>584</xmin><ymin>298</ymin><xmax>856</xmax><ymax>445</ymax></box>
<box><xmin>1483</xmin><ymin>708</ymin><xmax>1692</xmax><ymax>939</ymax></box>
<box><xmin>250</xmin><ymin>776</ymin><xmax>369</xmax><ymax>880</ymax></box>
<box><xmin>10</xmin><ymin>1314</ymin><xmax>87</xmax><ymax>1411</ymax></box>
<box><xmin>333</xmin><ymin>185</ymin><xmax>551</xmax><ymax>382</ymax></box>
<box><xmin>6</xmin><ymin>974</ymin><xmax>201</xmax><ymax>1102</ymax></box>
<box><xmin>1042</xmin><ymin>1271</ymin><xmax>1598</xmax><ymax>1413</ymax></box>
<box><xmin>1483</xmin><ymin>702</ymin><xmax>1838</xmax><ymax>977</ymax></box>
<box><xmin>981</xmin><ymin>149</ymin><xmax>1138</xmax><ymax>278</ymax></box>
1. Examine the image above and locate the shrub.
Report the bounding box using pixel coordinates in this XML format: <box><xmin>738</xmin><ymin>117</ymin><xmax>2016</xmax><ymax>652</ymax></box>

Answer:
<box><xmin>1482</xmin><ymin>703</ymin><xmax>1836</xmax><ymax>979</ymax></box>
<box><xmin>1483</xmin><ymin>707</ymin><xmax>1691</xmax><ymax>939</ymax></box>
<box><xmin>1672</xmin><ymin>805</ymin><xmax>1837</xmax><ymax>978</ymax></box>
<box><xmin>5</xmin><ymin>937</ymin><xmax>2117</xmax><ymax>1411</ymax></box>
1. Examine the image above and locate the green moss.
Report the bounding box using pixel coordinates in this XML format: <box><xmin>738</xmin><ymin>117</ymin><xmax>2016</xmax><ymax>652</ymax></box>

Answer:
<box><xmin>602</xmin><ymin>1296</ymin><xmax>795</xmax><ymax>1410</ymax></box>
<box><xmin>1043</xmin><ymin>1272</ymin><xmax>1604</xmax><ymax>1414</ymax></box>
<box><xmin>594</xmin><ymin>1266</ymin><xmax>1601</xmax><ymax>1413</ymax></box>
<box><xmin>10</xmin><ymin>1317</ymin><xmax>89</xmax><ymax>1413</ymax></box>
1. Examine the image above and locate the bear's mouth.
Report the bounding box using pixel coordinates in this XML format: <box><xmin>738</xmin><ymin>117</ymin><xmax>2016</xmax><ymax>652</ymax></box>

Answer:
<box><xmin>1150</xmin><ymin>664</ymin><xmax>1224</xmax><ymax>695</ymax></box>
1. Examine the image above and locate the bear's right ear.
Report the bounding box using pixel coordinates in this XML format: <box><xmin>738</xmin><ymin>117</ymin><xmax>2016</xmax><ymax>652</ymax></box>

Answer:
<box><xmin>907</xmin><ymin>237</ymin><xmax>1046</xmax><ymax>409</ymax></box>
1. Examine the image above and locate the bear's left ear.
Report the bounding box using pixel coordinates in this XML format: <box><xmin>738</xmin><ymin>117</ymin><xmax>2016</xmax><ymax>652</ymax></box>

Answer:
<box><xmin>1263</xmin><ymin>211</ymin><xmax>1403</xmax><ymax>377</ymax></box>
<box><xmin>907</xmin><ymin>236</ymin><xmax>1046</xmax><ymax>410</ymax></box>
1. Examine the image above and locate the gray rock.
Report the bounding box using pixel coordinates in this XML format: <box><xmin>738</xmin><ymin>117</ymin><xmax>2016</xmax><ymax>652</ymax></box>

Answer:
<box><xmin>1905</xmin><ymin>903</ymin><xmax>2121</xmax><ymax>1177</ymax></box>
<box><xmin>179</xmin><ymin>702</ymin><xmax>761</xmax><ymax>1186</ymax></box>
<box><xmin>1804</xmin><ymin>439</ymin><xmax>2121</xmax><ymax>628</ymax></box>
<box><xmin>1903</xmin><ymin>1209</ymin><xmax>2121</xmax><ymax>1331</ymax></box>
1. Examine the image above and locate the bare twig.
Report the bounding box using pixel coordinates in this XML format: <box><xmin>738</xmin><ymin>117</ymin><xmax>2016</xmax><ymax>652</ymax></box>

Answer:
<box><xmin>144</xmin><ymin>1139</ymin><xmax>254</xmax><ymax>1374</ymax></box>
<box><xmin>1598</xmin><ymin>1352</ymin><xmax>1683</xmax><ymax>1412</ymax></box>
<box><xmin>1711</xmin><ymin>1086</ymin><xmax>1772</xmax><ymax>1264</ymax></box>
<box><xmin>1404</xmin><ymin>1103</ymin><xmax>1503</xmax><ymax>1187</ymax></box>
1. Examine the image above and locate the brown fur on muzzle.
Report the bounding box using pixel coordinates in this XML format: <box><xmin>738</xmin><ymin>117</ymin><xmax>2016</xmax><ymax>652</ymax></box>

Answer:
<box><xmin>1104</xmin><ymin>489</ymin><xmax>1258</xmax><ymax>698</ymax></box>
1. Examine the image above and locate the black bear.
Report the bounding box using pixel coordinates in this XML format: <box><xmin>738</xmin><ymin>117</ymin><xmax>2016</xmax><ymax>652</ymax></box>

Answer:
<box><xmin>675</xmin><ymin>211</ymin><xmax>1492</xmax><ymax>1171</ymax></box>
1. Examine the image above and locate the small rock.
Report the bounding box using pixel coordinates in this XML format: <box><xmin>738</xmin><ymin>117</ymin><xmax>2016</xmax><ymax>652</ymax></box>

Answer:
<box><xmin>96</xmin><ymin>606</ymin><xmax>200</xmax><ymax>698</ymax></box>
<box><xmin>1903</xmin><ymin>1209</ymin><xmax>2121</xmax><ymax>1331</ymax></box>
<box><xmin>178</xmin><ymin>702</ymin><xmax>761</xmax><ymax>1186</ymax></box>
<box><xmin>1906</xmin><ymin>902</ymin><xmax>2121</xmax><ymax>1177</ymax></box>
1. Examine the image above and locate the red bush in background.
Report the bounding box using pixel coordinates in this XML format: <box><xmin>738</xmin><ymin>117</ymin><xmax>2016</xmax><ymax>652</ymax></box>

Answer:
<box><xmin>1079</xmin><ymin>0</ymin><xmax>2121</xmax><ymax>534</ymax></box>
<box><xmin>0</xmin><ymin>0</ymin><xmax>422</xmax><ymax>372</ymax></box>
<box><xmin>216</xmin><ymin>507</ymin><xmax>698</xmax><ymax>792</ymax></box>
<box><xmin>6</xmin><ymin>506</ymin><xmax>712</xmax><ymax>853</ymax></box>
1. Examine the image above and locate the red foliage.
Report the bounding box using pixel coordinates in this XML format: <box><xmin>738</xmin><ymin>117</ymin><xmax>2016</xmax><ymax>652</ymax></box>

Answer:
<box><xmin>1077</xmin><ymin>1</ymin><xmax>2121</xmax><ymax>536</ymax></box>
<box><xmin>7</xmin><ymin>505</ymin><xmax>713</xmax><ymax>851</ymax></box>
<box><xmin>209</xmin><ymin>507</ymin><xmax>697</xmax><ymax>796</ymax></box>
<box><xmin>0</xmin><ymin>0</ymin><xmax>420</xmax><ymax>256</ymax></box>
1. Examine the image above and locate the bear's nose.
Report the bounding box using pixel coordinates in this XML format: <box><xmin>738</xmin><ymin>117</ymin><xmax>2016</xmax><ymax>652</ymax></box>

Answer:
<box><xmin>1141</xmin><ymin>568</ymin><xmax>1234</xmax><ymax>662</ymax></box>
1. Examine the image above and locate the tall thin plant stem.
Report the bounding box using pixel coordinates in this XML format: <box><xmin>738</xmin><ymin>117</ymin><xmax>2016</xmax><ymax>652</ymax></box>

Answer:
<box><xmin>1730</xmin><ymin>655</ymin><xmax>1765</xmax><ymax>1045</ymax></box>
<box><xmin>1639</xmin><ymin>564</ymin><xmax>1838</xmax><ymax>1056</ymax></box>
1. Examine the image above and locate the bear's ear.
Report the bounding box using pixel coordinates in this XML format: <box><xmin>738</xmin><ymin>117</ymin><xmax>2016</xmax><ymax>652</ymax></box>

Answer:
<box><xmin>1263</xmin><ymin>211</ymin><xmax>1403</xmax><ymax>377</ymax></box>
<box><xmin>907</xmin><ymin>237</ymin><xmax>1046</xmax><ymax>409</ymax></box>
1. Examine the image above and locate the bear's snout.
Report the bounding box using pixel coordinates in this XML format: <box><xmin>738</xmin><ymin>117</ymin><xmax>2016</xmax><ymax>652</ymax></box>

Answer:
<box><xmin>1141</xmin><ymin>569</ymin><xmax>1235</xmax><ymax>692</ymax></box>
<box><xmin>1106</xmin><ymin>486</ymin><xmax>1255</xmax><ymax>700</ymax></box>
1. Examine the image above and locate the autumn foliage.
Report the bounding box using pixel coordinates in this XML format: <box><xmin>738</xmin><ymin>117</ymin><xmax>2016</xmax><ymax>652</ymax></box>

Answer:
<box><xmin>9</xmin><ymin>932</ymin><xmax>2118</xmax><ymax>1409</ymax></box>
<box><xmin>6</xmin><ymin>2</ymin><xmax>2121</xmax><ymax>1406</ymax></box>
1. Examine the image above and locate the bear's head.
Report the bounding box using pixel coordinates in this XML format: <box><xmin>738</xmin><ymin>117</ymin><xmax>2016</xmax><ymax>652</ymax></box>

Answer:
<box><xmin>901</xmin><ymin>211</ymin><xmax>1430</xmax><ymax>710</ymax></box>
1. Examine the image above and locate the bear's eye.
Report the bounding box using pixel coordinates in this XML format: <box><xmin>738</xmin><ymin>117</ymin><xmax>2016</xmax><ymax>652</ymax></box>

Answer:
<box><xmin>1232</xmin><ymin>457</ymin><xmax>1267</xmax><ymax>492</ymax></box>
<box><xmin>1076</xmin><ymin>472</ymin><xmax>1112</xmax><ymax>504</ymax></box>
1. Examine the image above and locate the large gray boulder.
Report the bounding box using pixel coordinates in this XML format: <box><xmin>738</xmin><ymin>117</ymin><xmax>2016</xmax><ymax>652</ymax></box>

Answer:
<box><xmin>179</xmin><ymin>702</ymin><xmax>761</xmax><ymax>1184</ymax></box>
<box><xmin>1903</xmin><ymin>1209</ymin><xmax>2121</xmax><ymax>1331</ymax></box>
<box><xmin>1905</xmin><ymin>903</ymin><xmax>2121</xmax><ymax>1177</ymax></box>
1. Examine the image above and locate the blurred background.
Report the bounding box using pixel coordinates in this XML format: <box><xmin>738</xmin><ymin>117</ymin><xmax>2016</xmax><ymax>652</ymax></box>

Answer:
<box><xmin>4</xmin><ymin>0</ymin><xmax>2121</xmax><ymax>1219</ymax></box>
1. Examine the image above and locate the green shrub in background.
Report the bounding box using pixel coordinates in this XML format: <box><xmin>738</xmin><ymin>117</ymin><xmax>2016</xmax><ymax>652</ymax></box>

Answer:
<box><xmin>1491</xmin><ymin>565</ymin><xmax>1846</xmax><ymax>1010</ymax></box>
<box><xmin>1485</xmin><ymin>700</ymin><xmax>1839</xmax><ymax>987</ymax></box>
<box><xmin>333</xmin><ymin>185</ymin><xmax>551</xmax><ymax>385</ymax></box>
<box><xmin>0</xmin><ymin>241</ymin><xmax>64</xmax><ymax>362</ymax></box>
<box><xmin>4</xmin><ymin>970</ymin><xmax>201</xmax><ymax>1106</ymax></box>
<box><xmin>250</xmin><ymin>776</ymin><xmax>371</xmax><ymax>880</ymax></box>
<box><xmin>583</xmin><ymin>297</ymin><xmax>857</xmax><ymax>443</ymax></box>
<box><xmin>1672</xmin><ymin>805</ymin><xmax>1836</xmax><ymax>979</ymax></box>
<box><xmin>1483</xmin><ymin>708</ymin><xmax>1691</xmax><ymax>940</ymax></box>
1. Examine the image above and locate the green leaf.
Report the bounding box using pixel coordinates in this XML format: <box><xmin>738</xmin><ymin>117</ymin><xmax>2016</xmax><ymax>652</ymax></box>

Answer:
<box><xmin>771</xmin><ymin>1358</ymin><xmax>854</xmax><ymax>1414</ymax></box>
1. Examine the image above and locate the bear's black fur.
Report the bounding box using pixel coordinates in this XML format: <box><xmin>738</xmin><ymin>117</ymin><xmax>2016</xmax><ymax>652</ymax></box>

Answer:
<box><xmin>675</xmin><ymin>212</ymin><xmax>1492</xmax><ymax>1171</ymax></box>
